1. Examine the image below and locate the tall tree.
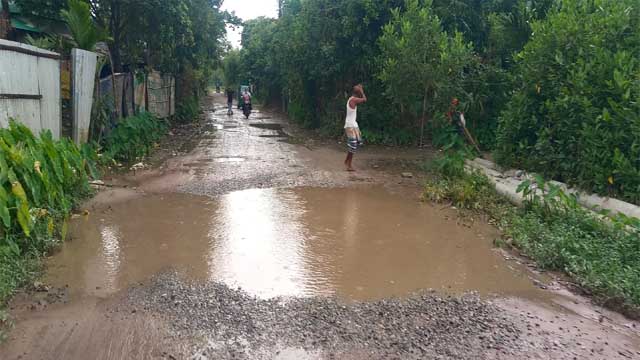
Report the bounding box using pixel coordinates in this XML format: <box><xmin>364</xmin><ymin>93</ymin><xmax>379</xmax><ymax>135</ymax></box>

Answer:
<box><xmin>378</xmin><ymin>0</ymin><xmax>474</xmax><ymax>146</ymax></box>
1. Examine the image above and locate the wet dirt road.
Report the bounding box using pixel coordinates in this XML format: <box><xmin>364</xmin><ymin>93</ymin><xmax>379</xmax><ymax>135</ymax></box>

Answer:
<box><xmin>1</xmin><ymin>94</ymin><xmax>639</xmax><ymax>359</ymax></box>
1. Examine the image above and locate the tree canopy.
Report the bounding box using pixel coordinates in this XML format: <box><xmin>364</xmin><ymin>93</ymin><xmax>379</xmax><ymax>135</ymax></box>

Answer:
<box><xmin>238</xmin><ymin>0</ymin><xmax>640</xmax><ymax>203</ymax></box>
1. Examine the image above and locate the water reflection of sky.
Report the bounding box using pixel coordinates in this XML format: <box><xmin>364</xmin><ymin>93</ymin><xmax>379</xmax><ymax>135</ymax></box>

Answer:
<box><xmin>207</xmin><ymin>188</ymin><xmax>333</xmax><ymax>298</ymax></box>
<box><xmin>99</xmin><ymin>225</ymin><xmax>122</xmax><ymax>292</ymax></box>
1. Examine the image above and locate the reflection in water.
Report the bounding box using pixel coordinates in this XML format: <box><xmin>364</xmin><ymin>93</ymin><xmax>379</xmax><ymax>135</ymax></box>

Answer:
<box><xmin>99</xmin><ymin>225</ymin><xmax>122</xmax><ymax>291</ymax></box>
<box><xmin>208</xmin><ymin>189</ymin><xmax>328</xmax><ymax>297</ymax></box>
<box><xmin>49</xmin><ymin>187</ymin><xmax>544</xmax><ymax>301</ymax></box>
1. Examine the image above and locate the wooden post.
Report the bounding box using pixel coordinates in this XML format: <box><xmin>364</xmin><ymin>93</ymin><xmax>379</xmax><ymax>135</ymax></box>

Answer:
<box><xmin>420</xmin><ymin>88</ymin><xmax>427</xmax><ymax>147</ymax></box>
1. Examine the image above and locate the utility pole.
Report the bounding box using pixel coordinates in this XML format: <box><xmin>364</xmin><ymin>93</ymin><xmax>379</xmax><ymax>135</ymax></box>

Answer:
<box><xmin>278</xmin><ymin>0</ymin><xmax>284</xmax><ymax>18</ymax></box>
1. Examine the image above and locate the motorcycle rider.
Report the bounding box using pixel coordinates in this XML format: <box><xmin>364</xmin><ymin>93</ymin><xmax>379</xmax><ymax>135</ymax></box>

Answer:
<box><xmin>242</xmin><ymin>89</ymin><xmax>252</xmax><ymax>118</ymax></box>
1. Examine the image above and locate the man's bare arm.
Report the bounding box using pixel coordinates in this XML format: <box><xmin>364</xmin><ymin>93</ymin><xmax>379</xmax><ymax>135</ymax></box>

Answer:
<box><xmin>349</xmin><ymin>87</ymin><xmax>367</xmax><ymax>108</ymax></box>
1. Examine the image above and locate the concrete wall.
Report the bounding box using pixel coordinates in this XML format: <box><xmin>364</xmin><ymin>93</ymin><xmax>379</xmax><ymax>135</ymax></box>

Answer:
<box><xmin>466</xmin><ymin>158</ymin><xmax>640</xmax><ymax>221</ymax></box>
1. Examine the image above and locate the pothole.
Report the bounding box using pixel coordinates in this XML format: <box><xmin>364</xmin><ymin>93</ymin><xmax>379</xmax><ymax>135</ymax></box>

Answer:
<box><xmin>49</xmin><ymin>187</ymin><xmax>544</xmax><ymax>301</ymax></box>
<box><xmin>249</xmin><ymin>123</ymin><xmax>283</xmax><ymax>131</ymax></box>
<box><xmin>213</xmin><ymin>157</ymin><xmax>245</xmax><ymax>163</ymax></box>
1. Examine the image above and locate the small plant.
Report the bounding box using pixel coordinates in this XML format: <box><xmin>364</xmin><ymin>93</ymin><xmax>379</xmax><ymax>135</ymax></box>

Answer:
<box><xmin>516</xmin><ymin>175</ymin><xmax>580</xmax><ymax>219</ymax></box>
<box><xmin>104</xmin><ymin>112</ymin><xmax>168</xmax><ymax>163</ymax></box>
<box><xmin>422</xmin><ymin>171</ymin><xmax>491</xmax><ymax>209</ymax></box>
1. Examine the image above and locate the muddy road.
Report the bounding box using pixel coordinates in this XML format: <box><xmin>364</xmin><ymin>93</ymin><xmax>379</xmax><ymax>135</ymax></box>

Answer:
<box><xmin>1</xmin><ymin>94</ymin><xmax>639</xmax><ymax>359</ymax></box>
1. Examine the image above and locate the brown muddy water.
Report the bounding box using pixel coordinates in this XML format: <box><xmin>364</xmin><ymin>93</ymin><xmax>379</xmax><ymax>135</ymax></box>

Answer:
<box><xmin>47</xmin><ymin>186</ymin><xmax>543</xmax><ymax>301</ymax></box>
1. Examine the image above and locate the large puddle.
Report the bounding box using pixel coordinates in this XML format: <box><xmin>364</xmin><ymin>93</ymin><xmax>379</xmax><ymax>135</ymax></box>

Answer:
<box><xmin>47</xmin><ymin>187</ymin><xmax>543</xmax><ymax>300</ymax></box>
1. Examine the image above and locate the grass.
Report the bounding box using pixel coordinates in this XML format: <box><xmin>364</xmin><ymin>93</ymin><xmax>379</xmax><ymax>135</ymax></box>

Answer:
<box><xmin>422</xmin><ymin>152</ymin><xmax>640</xmax><ymax>317</ymax></box>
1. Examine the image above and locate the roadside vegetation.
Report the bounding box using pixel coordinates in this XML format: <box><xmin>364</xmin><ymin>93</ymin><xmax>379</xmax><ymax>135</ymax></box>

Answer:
<box><xmin>0</xmin><ymin>122</ymin><xmax>98</xmax><ymax>309</ymax></box>
<box><xmin>0</xmin><ymin>112</ymin><xmax>170</xmax><ymax>333</ymax></box>
<box><xmin>422</xmin><ymin>141</ymin><xmax>640</xmax><ymax>316</ymax></box>
<box><xmin>103</xmin><ymin>112</ymin><xmax>168</xmax><ymax>164</ymax></box>
<box><xmin>238</xmin><ymin>0</ymin><xmax>640</xmax><ymax>204</ymax></box>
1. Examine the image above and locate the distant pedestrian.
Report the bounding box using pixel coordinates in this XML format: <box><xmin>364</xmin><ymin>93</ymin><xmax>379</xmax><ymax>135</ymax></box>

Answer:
<box><xmin>226</xmin><ymin>87</ymin><xmax>235</xmax><ymax>115</ymax></box>
<box><xmin>446</xmin><ymin>97</ymin><xmax>481</xmax><ymax>153</ymax></box>
<box><xmin>344</xmin><ymin>84</ymin><xmax>367</xmax><ymax>171</ymax></box>
<box><xmin>446</xmin><ymin>98</ymin><xmax>466</xmax><ymax>137</ymax></box>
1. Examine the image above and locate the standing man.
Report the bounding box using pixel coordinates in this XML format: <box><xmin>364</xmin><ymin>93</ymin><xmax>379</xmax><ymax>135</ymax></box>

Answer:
<box><xmin>344</xmin><ymin>84</ymin><xmax>367</xmax><ymax>171</ymax></box>
<box><xmin>226</xmin><ymin>87</ymin><xmax>235</xmax><ymax>115</ymax></box>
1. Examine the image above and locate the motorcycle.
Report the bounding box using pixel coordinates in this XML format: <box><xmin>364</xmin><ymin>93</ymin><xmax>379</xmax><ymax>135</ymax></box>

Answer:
<box><xmin>242</xmin><ymin>102</ymin><xmax>252</xmax><ymax>119</ymax></box>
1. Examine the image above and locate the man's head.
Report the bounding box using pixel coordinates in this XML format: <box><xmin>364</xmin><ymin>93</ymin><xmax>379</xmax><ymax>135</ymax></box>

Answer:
<box><xmin>451</xmin><ymin>98</ymin><xmax>460</xmax><ymax>106</ymax></box>
<box><xmin>352</xmin><ymin>84</ymin><xmax>363</xmax><ymax>97</ymax></box>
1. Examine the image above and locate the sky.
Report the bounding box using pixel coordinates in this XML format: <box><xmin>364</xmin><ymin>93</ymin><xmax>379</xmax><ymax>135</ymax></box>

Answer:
<box><xmin>221</xmin><ymin>0</ymin><xmax>279</xmax><ymax>48</ymax></box>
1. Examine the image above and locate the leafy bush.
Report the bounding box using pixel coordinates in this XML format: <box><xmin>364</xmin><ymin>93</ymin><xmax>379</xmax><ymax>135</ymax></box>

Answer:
<box><xmin>174</xmin><ymin>96</ymin><xmax>200</xmax><ymax>124</ymax></box>
<box><xmin>495</xmin><ymin>0</ymin><xmax>640</xmax><ymax>204</ymax></box>
<box><xmin>0</xmin><ymin>121</ymin><xmax>97</xmax><ymax>302</ymax></box>
<box><xmin>104</xmin><ymin>112</ymin><xmax>168</xmax><ymax>163</ymax></box>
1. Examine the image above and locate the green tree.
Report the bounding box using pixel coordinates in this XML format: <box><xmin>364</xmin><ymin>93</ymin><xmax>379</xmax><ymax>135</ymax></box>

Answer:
<box><xmin>14</xmin><ymin>0</ymin><xmax>67</xmax><ymax>19</ymax></box>
<box><xmin>496</xmin><ymin>0</ymin><xmax>640</xmax><ymax>203</ymax></box>
<box><xmin>241</xmin><ymin>0</ymin><xmax>406</xmax><ymax>140</ymax></box>
<box><xmin>60</xmin><ymin>0</ymin><xmax>108</xmax><ymax>51</ymax></box>
<box><xmin>222</xmin><ymin>49</ymin><xmax>242</xmax><ymax>89</ymax></box>
<box><xmin>378</xmin><ymin>0</ymin><xmax>474</xmax><ymax>145</ymax></box>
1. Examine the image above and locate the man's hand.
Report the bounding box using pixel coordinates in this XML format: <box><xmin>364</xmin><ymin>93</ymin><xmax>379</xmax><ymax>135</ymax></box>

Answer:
<box><xmin>357</xmin><ymin>84</ymin><xmax>367</xmax><ymax>101</ymax></box>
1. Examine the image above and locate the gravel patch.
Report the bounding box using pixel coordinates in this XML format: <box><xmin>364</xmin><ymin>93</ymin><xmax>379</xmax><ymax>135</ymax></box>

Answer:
<box><xmin>126</xmin><ymin>272</ymin><xmax>524</xmax><ymax>359</ymax></box>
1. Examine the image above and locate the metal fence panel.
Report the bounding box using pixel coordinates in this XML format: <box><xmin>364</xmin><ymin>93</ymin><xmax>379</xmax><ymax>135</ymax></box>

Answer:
<box><xmin>0</xmin><ymin>39</ymin><xmax>60</xmax><ymax>138</ymax></box>
<box><xmin>71</xmin><ymin>48</ymin><xmax>97</xmax><ymax>145</ymax></box>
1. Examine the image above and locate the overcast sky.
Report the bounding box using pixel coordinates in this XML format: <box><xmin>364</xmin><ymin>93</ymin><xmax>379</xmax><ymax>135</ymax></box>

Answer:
<box><xmin>221</xmin><ymin>0</ymin><xmax>279</xmax><ymax>48</ymax></box>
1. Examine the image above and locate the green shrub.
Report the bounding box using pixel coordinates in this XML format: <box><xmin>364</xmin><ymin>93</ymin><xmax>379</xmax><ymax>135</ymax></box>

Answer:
<box><xmin>495</xmin><ymin>0</ymin><xmax>640</xmax><ymax>204</ymax></box>
<box><xmin>0</xmin><ymin>121</ymin><xmax>97</xmax><ymax>303</ymax></box>
<box><xmin>174</xmin><ymin>96</ymin><xmax>200</xmax><ymax>124</ymax></box>
<box><xmin>104</xmin><ymin>112</ymin><xmax>168</xmax><ymax>163</ymax></box>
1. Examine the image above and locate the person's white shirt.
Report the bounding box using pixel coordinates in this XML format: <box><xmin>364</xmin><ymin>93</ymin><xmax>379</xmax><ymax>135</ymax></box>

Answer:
<box><xmin>344</xmin><ymin>97</ymin><xmax>358</xmax><ymax>128</ymax></box>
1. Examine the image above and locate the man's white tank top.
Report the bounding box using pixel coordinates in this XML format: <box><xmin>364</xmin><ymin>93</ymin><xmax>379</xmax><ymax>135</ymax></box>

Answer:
<box><xmin>344</xmin><ymin>97</ymin><xmax>358</xmax><ymax>128</ymax></box>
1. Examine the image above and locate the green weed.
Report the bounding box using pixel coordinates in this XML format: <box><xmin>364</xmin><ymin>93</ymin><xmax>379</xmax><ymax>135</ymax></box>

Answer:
<box><xmin>104</xmin><ymin>112</ymin><xmax>168</xmax><ymax>163</ymax></box>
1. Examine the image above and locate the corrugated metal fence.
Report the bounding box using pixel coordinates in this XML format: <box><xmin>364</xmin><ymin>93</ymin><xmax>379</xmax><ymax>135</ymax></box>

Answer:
<box><xmin>0</xmin><ymin>39</ymin><xmax>61</xmax><ymax>138</ymax></box>
<box><xmin>1</xmin><ymin>39</ymin><xmax>176</xmax><ymax>143</ymax></box>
